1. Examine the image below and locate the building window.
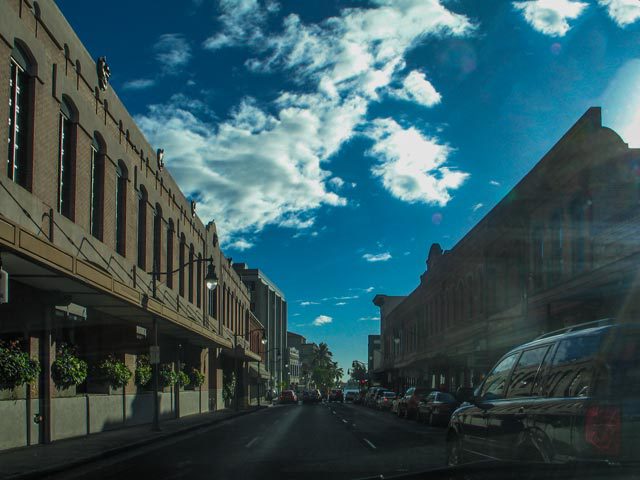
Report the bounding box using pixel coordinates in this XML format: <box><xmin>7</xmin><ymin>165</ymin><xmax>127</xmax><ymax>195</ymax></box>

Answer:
<box><xmin>532</xmin><ymin>226</ymin><xmax>544</xmax><ymax>290</ymax></box>
<box><xmin>90</xmin><ymin>133</ymin><xmax>105</xmax><ymax>240</ymax></box>
<box><xmin>115</xmin><ymin>161</ymin><xmax>128</xmax><ymax>256</ymax></box>
<box><xmin>166</xmin><ymin>220</ymin><xmax>174</xmax><ymax>288</ymax></box>
<box><xmin>57</xmin><ymin>97</ymin><xmax>76</xmax><ymax>219</ymax></box>
<box><xmin>188</xmin><ymin>244</ymin><xmax>194</xmax><ymax>303</ymax></box>
<box><xmin>571</xmin><ymin>197</ymin><xmax>588</xmax><ymax>274</ymax></box>
<box><xmin>7</xmin><ymin>44</ymin><xmax>33</xmax><ymax>189</ymax></box>
<box><xmin>196</xmin><ymin>253</ymin><xmax>202</xmax><ymax>308</ymax></box>
<box><xmin>179</xmin><ymin>234</ymin><xmax>186</xmax><ymax>297</ymax></box>
<box><xmin>137</xmin><ymin>186</ymin><xmax>148</xmax><ymax>270</ymax></box>
<box><xmin>208</xmin><ymin>283</ymin><xmax>217</xmax><ymax>318</ymax></box>
<box><xmin>549</xmin><ymin>210</ymin><xmax>564</xmax><ymax>285</ymax></box>
<box><xmin>153</xmin><ymin>204</ymin><xmax>162</xmax><ymax>278</ymax></box>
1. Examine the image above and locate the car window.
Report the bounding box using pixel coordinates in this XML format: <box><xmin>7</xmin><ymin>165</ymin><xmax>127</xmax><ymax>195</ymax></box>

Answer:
<box><xmin>544</xmin><ymin>334</ymin><xmax>603</xmax><ymax>398</ymax></box>
<box><xmin>480</xmin><ymin>352</ymin><xmax>519</xmax><ymax>400</ymax></box>
<box><xmin>439</xmin><ymin>392</ymin><xmax>456</xmax><ymax>402</ymax></box>
<box><xmin>506</xmin><ymin>345</ymin><xmax>550</xmax><ymax>398</ymax></box>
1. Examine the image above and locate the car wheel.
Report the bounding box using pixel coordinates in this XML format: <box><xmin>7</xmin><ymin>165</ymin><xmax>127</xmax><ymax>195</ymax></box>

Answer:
<box><xmin>446</xmin><ymin>434</ymin><xmax>464</xmax><ymax>466</ymax></box>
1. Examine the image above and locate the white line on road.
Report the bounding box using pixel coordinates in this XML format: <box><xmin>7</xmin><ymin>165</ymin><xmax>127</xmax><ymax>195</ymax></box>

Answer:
<box><xmin>245</xmin><ymin>436</ymin><xmax>259</xmax><ymax>448</ymax></box>
<box><xmin>341</xmin><ymin>419</ymin><xmax>348</xmax><ymax>424</ymax></box>
<box><xmin>363</xmin><ymin>438</ymin><xmax>377</xmax><ymax>450</ymax></box>
<box><xmin>332</xmin><ymin>410</ymin><xmax>336</xmax><ymax>414</ymax></box>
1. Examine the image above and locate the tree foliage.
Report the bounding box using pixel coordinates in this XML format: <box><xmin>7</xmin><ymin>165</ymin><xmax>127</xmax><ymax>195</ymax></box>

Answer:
<box><xmin>0</xmin><ymin>340</ymin><xmax>40</xmax><ymax>390</ymax></box>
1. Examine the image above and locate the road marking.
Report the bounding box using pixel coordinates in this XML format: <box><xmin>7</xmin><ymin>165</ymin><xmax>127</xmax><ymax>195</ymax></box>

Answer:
<box><xmin>352</xmin><ymin>423</ymin><xmax>356</xmax><ymax>427</ymax></box>
<box><xmin>363</xmin><ymin>438</ymin><xmax>377</xmax><ymax>450</ymax></box>
<box><xmin>245</xmin><ymin>436</ymin><xmax>259</xmax><ymax>448</ymax></box>
<box><xmin>341</xmin><ymin>419</ymin><xmax>348</xmax><ymax>424</ymax></box>
<box><xmin>332</xmin><ymin>410</ymin><xmax>336</xmax><ymax>414</ymax></box>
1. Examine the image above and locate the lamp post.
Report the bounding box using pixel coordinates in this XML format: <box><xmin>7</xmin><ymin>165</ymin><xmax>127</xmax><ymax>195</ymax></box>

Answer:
<box><xmin>146</xmin><ymin>256</ymin><xmax>218</xmax><ymax>432</ymax></box>
<box><xmin>247</xmin><ymin>328</ymin><xmax>267</xmax><ymax>406</ymax></box>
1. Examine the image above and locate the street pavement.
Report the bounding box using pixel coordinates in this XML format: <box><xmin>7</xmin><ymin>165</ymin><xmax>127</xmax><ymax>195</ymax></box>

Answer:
<box><xmin>51</xmin><ymin>402</ymin><xmax>447</xmax><ymax>480</ymax></box>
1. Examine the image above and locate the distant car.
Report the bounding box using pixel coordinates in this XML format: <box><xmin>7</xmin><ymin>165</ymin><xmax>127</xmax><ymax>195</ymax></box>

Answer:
<box><xmin>353</xmin><ymin>390</ymin><xmax>366</xmax><ymax>405</ymax></box>
<box><xmin>369</xmin><ymin>388</ymin><xmax>388</xmax><ymax>408</ymax></box>
<box><xmin>397</xmin><ymin>387</ymin><xmax>432</xmax><ymax>419</ymax></box>
<box><xmin>279</xmin><ymin>390</ymin><xmax>298</xmax><ymax>404</ymax></box>
<box><xmin>329</xmin><ymin>389</ymin><xmax>344</xmax><ymax>402</ymax></box>
<box><xmin>377</xmin><ymin>391</ymin><xmax>397</xmax><ymax>410</ymax></box>
<box><xmin>344</xmin><ymin>390</ymin><xmax>359</xmax><ymax>402</ymax></box>
<box><xmin>302</xmin><ymin>389</ymin><xmax>321</xmax><ymax>404</ymax></box>
<box><xmin>417</xmin><ymin>391</ymin><xmax>459</xmax><ymax>426</ymax></box>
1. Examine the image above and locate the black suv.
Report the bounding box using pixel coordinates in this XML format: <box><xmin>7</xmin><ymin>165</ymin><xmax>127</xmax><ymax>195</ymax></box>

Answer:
<box><xmin>446</xmin><ymin>320</ymin><xmax>640</xmax><ymax>466</ymax></box>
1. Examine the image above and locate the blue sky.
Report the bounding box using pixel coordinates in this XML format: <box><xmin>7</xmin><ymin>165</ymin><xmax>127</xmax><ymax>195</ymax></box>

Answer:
<box><xmin>57</xmin><ymin>0</ymin><xmax>640</xmax><ymax>374</ymax></box>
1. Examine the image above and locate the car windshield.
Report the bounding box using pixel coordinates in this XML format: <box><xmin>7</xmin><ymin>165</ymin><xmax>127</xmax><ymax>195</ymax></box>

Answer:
<box><xmin>2</xmin><ymin>1</ymin><xmax>639</xmax><ymax>479</ymax></box>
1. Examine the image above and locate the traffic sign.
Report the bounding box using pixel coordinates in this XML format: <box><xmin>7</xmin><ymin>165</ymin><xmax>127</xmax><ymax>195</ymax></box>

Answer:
<box><xmin>149</xmin><ymin>346</ymin><xmax>160</xmax><ymax>364</ymax></box>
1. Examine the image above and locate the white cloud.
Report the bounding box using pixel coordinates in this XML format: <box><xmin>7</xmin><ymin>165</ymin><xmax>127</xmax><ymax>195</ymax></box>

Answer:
<box><xmin>227</xmin><ymin>238</ymin><xmax>253</xmax><ymax>251</ymax></box>
<box><xmin>358</xmin><ymin>316</ymin><xmax>380</xmax><ymax>321</ymax></box>
<box><xmin>366</xmin><ymin>118</ymin><xmax>469</xmax><ymax>205</ymax></box>
<box><xmin>154</xmin><ymin>34</ymin><xmax>192</xmax><ymax>73</ymax></box>
<box><xmin>328</xmin><ymin>177</ymin><xmax>345</xmax><ymax>189</ymax></box>
<box><xmin>513</xmin><ymin>0</ymin><xmax>588</xmax><ymax>36</ymax></box>
<box><xmin>599</xmin><ymin>0</ymin><xmax>640</xmax><ymax>26</ymax></box>
<box><xmin>335</xmin><ymin>302</ymin><xmax>347</xmax><ymax>306</ymax></box>
<box><xmin>312</xmin><ymin>315</ymin><xmax>333</xmax><ymax>326</ymax></box>
<box><xmin>364</xmin><ymin>286</ymin><xmax>374</xmax><ymax>293</ymax></box>
<box><xmin>122</xmin><ymin>78</ymin><xmax>156</xmax><ymax>90</ymax></box>
<box><xmin>472</xmin><ymin>203</ymin><xmax>484</xmax><ymax>212</ymax></box>
<box><xmin>300</xmin><ymin>301</ymin><xmax>320</xmax><ymax>306</ymax></box>
<box><xmin>490</xmin><ymin>180</ymin><xmax>501</xmax><ymax>186</ymax></box>
<box><xmin>142</xmin><ymin>1</ymin><xmax>474</xmax><ymax>242</ymax></box>
<box><xmin>203</xmin><ymin>0</ymin><xmax>279</xmax><ymax>50</ymax></box>
<box><xmin>389</xmin><ymin>70</ymin><xmax>442</xmax><ymax>107</ymax></box>
<box><xmin>363</xmin><ymin>252</ymin><xmax>392</xmax><ymax>262</ymax></box>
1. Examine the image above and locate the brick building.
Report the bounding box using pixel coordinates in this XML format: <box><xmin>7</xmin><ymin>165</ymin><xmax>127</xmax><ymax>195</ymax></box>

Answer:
<box><xmin>374</xmin><ymin>108</ymin><xmax>640</xmax><ymax>393</ymax></box>
<box><xmin>0</xmin><ymin>0</ymin><xmax>261</xmax><ymax>450</ymax></box>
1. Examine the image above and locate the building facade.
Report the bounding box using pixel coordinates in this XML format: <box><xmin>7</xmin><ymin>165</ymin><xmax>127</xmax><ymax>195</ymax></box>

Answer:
<box><xmin>286</xmin><ymin>346</ymin><xmax>300</xmax><ymax>389</ymax></box>
<box><xmin>0</xmin><ymin>0</ymin><xmax>260</xmax><ymax>451</ymax></box>
<box><xmin>374</xmin><ymin>108</ymin><xmax>640</xmax><ymax>394</ymax></box>
<box><xmin>233</xmin><ymin>263</ymin><xmax>287</xmax><ymax>390</ymax></box>
<box><xmin>367</xmin><ymin>334</ymin><xmax>381</xmax><ymax>373</ymax></box>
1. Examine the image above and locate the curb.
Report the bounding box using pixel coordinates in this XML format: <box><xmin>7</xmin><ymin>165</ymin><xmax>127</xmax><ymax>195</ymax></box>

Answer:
<box><xmin>4</xmin><ymin>407</ymin><xmax>265</xmax><ymax>480</ymax></box>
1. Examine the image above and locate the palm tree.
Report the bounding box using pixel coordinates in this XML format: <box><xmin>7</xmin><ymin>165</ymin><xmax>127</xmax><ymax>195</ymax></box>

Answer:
<box><xmin>333</xmin><ymin>364</ymin><xmax>344</xmax><ymax>386</ymax></box>
<box><xmin>312</xmin><ymin>342</ymin><xmax>332</xmax><ymax>368</ymax></box>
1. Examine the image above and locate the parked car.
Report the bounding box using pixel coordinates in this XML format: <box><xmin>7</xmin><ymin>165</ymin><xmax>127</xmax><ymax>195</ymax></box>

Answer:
<box><xmin>391</xmin><ymin>393</ymin><xmax>404</xmax><ymax>413</ymax></box>
<box><xmin>417</xmin><ymin>391</ymin><xmax>460</xmax><ymax>426</ymax></box>
<box><xmin>302</xmin><ymin>389</ymin><xmax>321</xmax><ymax>404</ymax></box>
<box><xmin>279</xmin><ymin>390</ymin><xmax>298</xmax><ymax>404</ymax></box>
<box><xmin>328</xmin><ymin>389</ymin><xmax>344</xmax><ymax>402</ymax></box>
<box><xmin>397</xmin><ymin>386</ymin><xmax>432</xmax><ymax>419</ymax></box>
<box><xmin>353</xmin><ymin>390</ymin><xmax>366</xmax><ymax>405</ymax></box>
<box><xmin>446</xmin><ymin>320</ymin><xmax>640</xmax><ymax>466</ymax></box>
<box><xmin>366</xmin><ymin>387</ymin><xmax>386</xmax><ymax>407</ymax></box>
<box><xmin>344</xmin><ymin>389</ymin><xmax>359</xmax><ymax>402</ymax></box>
<box><xmin>377</xmin><ymin>391</ymin><xmax>397</xmax><ymax>410</ymax></box>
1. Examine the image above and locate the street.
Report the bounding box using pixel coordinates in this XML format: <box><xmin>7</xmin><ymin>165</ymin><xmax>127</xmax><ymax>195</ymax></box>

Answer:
<box><xmin>53</xmin><ymin>403</ymin><xmax>447</xmax><ymax>480</ymax></box>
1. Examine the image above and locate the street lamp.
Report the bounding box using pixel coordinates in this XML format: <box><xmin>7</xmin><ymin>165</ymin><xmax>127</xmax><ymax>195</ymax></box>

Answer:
<box><xmin>149</xmin><ymin>256</ymin><xmax>218</xmax><ymax>299</ymax></box>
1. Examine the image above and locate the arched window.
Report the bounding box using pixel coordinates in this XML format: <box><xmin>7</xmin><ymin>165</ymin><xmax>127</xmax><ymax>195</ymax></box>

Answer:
<box><xmin>166</xmin><ymin>219</ymin><xmax>174</xmax><ymax>288</ymax></box>
<box><xmin>179</xmin><ymin>233</ymin><xmax>186</xmax><ymax>297</ymax></box>
<box><xmin>137</xmin><ymin>185</ymin><xmax>148</xmax><ymax>269</ymax></box>
<box><xmin>115</xmin><ymin>160</ymin><xmax>128</xmax><ymax>256</ymax></box>
<box><xmin>197</xmin><ymin>253</ymin><xmax>202</xmax><ymax>308</ymax></box>
<box><xmin>90</xmin><ymin>132</ymin><xmax>105</xmax><ymax>240</ymax></box>
<box><xmin>153</xmin><ymin>204</ymin><xmax>162</xmax><ymax>279</ymax></box>
<box><xmin>571</xmin><ymin>197</ymin><xmax>590</xmax><ymax>274</ymax></box>
<box><xmin>7</xmin><ymin>41</ymin><xmax>34</xmax><ymax>190</ymax></box>
<box><xmin>188</xmin><ymin>244</ymin><xmax>194</xmax><ymax>303</ymax></box>
<box><xmin>57</xmin><ymin>95</ymin><xmax>77</xmax><ymax>219</ymax></box>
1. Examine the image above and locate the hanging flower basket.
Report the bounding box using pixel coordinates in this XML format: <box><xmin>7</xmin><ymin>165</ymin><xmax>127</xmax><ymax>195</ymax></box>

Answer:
<box><xmin>51</xmin><ymin>343</ymin><xmax>87</xmax><ymax>392</ymax></box>
<box><xmin>135</xmin><ymin>355</ymin><xmax>152</xmax><ymax>388</ymax></box>
<box><xmin>188</xmin><ymin>367</ymin><xmax>205</xmax><ymax>389</ymax></box>
<box><xmin>0</xmin><ymin>340</ymin><xmax>40</xmax><ymax>396</ymax></box>
<box><xmin>93</xmin><ymin>356</ymin><xmax>132</xmax><ymax>391</ymax></box>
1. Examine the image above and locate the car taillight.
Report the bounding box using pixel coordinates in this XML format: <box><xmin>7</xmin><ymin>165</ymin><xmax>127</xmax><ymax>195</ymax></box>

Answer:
<box><xmin>585</xmin><ymin>405</ymin><xmax>621</xmax><ymax>457</ymax></box>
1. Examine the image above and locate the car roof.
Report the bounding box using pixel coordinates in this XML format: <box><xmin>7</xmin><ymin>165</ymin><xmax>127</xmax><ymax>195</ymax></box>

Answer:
<box><xmin>504</xmin><ymin>322</ymin><xmax>640</xmax><ymax>356</ymax></box>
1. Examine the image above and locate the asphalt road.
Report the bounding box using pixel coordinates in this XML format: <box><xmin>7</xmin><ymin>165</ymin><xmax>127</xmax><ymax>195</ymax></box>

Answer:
<box><xmin>54</xmin><ymin>402</ymin><xmax>447</xmax><ymax>480</ymax></box>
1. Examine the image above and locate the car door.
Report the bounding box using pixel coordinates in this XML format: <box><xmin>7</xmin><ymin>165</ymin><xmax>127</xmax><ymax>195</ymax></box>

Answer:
<box><xmin>486</xmin><ymin>345</ymin><xmax>551</xmax><ymax>461</ymax></box>
<box><xmin>461</xmin><ymin>352</ymin><xmax>519</xmax><ymax>460</ymax></box>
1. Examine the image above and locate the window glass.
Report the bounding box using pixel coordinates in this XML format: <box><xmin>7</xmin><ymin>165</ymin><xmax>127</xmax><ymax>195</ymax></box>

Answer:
<box><xmin>480</xmin><ymin>353</ymin><xmax>518</xmax><ymax>400</ymax></box>
<box><xmin>545</xmin><ymin>334</ymin><xmax>603</xmax><ymax>398</ymax></box>
<box><xmin>506</xmin><ymin>345</ymin><xmax>550</xmax><ymax>398</ymax></box>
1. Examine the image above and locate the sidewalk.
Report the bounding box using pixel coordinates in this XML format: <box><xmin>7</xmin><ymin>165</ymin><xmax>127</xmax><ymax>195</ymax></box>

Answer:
<box><xmin>0</xmin><ymin>407</ymin><xmax>266</xmax><ymax>480</ymax></box>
